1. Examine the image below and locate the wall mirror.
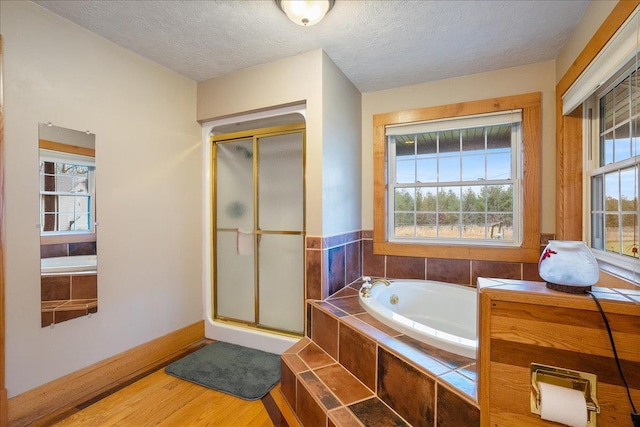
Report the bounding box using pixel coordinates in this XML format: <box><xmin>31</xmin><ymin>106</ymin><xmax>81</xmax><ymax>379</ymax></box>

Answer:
<box><xmin>38</xmin><ymin>123</ymin><xmax>97</xmax><ymax>327</ymax></box>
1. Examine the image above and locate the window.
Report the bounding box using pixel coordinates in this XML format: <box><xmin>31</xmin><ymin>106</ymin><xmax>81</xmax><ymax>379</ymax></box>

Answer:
<box><xmin>585</xmin><ymin>63</ymin><xmax>639</xmax><ymax>270</ymax></box>
<box><xmin>39</xmin><ymin>150</ymin><xmax>95</xmax><ymax>233</ymax></box>
<box><xmin>387</xmin><ymin>112</ymin><xmax>521</xmax><ymax>245</ymax></box>
<box><xmin>557</xmin><ymin>4</ymin><xmax>639</xmax><ymax>285</ymax></box>
<box><xmin>373</xmin><ymin>93</ymin><xmax>541</xmax><ymax>262</ymax></box>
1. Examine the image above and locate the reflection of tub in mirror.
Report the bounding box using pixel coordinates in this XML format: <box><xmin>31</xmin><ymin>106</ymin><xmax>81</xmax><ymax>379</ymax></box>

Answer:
<box><xmin>39</xmin><ymin>123</ymin><xmax>97</xmax><ymax>327</ymax></box>
<box><xmin>41</xmin><ymin>255</ymin><xmax>97</xmax><ymax>275</ymax></box>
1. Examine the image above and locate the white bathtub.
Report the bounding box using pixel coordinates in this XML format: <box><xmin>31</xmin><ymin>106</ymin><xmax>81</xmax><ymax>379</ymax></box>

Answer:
<box><xmin>359</xmin><ymin>279</ymin><xmax>478</xmax><ymax>359</ymax></box>
<box><xmin>41</xmin><ymin>255</ymin><xmax>97</xmax><ymax>274</ymax></box>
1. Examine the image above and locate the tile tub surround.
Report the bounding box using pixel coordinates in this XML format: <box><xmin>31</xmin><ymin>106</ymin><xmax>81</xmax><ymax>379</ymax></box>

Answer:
<box><xmin>361</xmin><ymin>234</ymin><xmax>545</xmax><ymax>286</ymax></box>
<box><xmin>305</xmin><ymin>230</ymin><xmax>637</xmax><ymax>315</ymax></box>
<box><xmin>359</xmin><ymin>231</ymin><xmax>638</xmax><ymax>289</ymax></box>
<box><xmin>41</xmin><ymin>299</ymin><xmax>98</xmax><ymax>327</ymax></box>
<box><xmin>282</xmin><ymin>282</ymin><xmax>479</xmax><ymax>427</ymax></box>
<box><xmin>306</xmin><ymin>232</ymin><xmax>362</xmax><ymax>301</ymax></box>
<box><xmin>304</xmin><ymin>231</ymin><xmax>560</xmax><ymax>308</ymax></box>
<box><xmin>41</xmin><ymin>241</ymin><xmax>97</xmax><ymax>258</ymax></box>
<box><xmin>41</xmin><ymin>273</ymin><xmax>98</xmax><ymax>327</ymax></box>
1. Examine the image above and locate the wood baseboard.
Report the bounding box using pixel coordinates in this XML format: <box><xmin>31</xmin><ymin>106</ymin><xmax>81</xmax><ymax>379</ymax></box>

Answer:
<box><xmin>7</xmin><ymin>320</ymin><xmax>204</xmax><ymax>427</ymax></box>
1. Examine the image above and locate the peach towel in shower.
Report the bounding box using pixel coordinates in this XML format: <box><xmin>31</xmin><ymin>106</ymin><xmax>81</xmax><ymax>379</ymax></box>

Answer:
<box><xmin>236</xmin><ymin>229</ymin><xmax>253</xmax><ymax>256</ymax></box>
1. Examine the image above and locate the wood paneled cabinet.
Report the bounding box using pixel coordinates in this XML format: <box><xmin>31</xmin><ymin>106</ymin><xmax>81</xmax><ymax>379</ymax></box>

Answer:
<box><xmin>477</xmin><ymin>278</ymin><xmax>640</xmax><ymax>427</ymax></box>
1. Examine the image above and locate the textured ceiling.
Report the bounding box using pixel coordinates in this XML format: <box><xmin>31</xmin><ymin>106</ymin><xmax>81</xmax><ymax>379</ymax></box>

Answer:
<box><xmin>33</xmin><ymin>0</ymin><xmax>590</xmax><ymax>93</ymax></box>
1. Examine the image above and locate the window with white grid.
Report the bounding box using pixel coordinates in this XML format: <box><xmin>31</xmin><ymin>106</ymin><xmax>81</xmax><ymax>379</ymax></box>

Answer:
<box><xmin>386</xmin><ymin>111</ymin><xmax>522</xmax><ymax>246</ymax></box>
<box><xmin>39</xmin><ymin>152</ymin><xmax>95</xmax><ymax>233</ymax></box>
<box><xmin>587</xmin><ymin>63</ymin><xmax>640</xmax><ymax>267</ymax></box>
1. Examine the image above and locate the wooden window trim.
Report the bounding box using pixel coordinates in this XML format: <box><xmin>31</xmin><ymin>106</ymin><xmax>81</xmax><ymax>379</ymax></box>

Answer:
<box><xmin>373</xmin><ymin>92</ymin><xmax>541</xmax><ymax>263</ymax></box>
<box><xmin>39</xmin><ymin>139</ymin><xmax>95</xmax><ymax>158</ymax></box>
<box><xmin>556</xmin><ymin>0</ymin><xmax>640</xmax><ymax>240</ymax></box>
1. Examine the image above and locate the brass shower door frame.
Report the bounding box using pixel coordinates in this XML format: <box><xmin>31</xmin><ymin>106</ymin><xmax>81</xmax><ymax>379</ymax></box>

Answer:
<box><xmin>211</xmin><ymin>122</ymin><xmax>306</xmax><ymax>337</ymax></box>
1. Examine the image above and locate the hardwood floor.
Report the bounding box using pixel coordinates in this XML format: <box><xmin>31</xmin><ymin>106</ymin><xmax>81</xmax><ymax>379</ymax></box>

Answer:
<box><xmin>48</xmin><ymin>369</ymin><xmax>299</xmax><ymax>427</ymax></box>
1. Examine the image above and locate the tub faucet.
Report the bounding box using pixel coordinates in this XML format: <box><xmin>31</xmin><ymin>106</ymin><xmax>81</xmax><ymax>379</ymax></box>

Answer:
<box><xmin>360</xmin><ymin>276</ymin><xmax>392</xmax><ymax>298</ymax></box>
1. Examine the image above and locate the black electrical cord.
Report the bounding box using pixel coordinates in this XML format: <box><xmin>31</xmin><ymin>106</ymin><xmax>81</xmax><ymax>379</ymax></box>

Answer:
<box><xmin>587</xmin><ymin>291</ymin><xmax>639</xmax><ymax>427</ymax></box>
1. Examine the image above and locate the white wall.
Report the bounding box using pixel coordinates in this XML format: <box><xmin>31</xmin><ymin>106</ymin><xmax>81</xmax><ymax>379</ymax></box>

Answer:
<box><xmin>2</xmin><ymin>1</ymin><xmax>202</xmax><ymax>397</ymax></box>
<box><xmin>197</xmin><ymin>50</ymin><xmax>363</xmax><ymax>237</ymax></box>
<box><xmin>197</xmin><ymin>50</ymin><xmax>325</xmax><ymax>236</ymax></box>
<box><xmin>361</xmin><ymin>61</ymin><xmax>557</xmax><ymax>233</ymax></box>
<box><xmin>321</xmin><ymin>52</ymin><xmax>362</xmax><ymax>236</ymax></box>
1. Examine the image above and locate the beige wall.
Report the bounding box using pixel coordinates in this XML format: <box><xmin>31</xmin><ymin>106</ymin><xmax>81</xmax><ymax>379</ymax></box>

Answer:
<box><xmin>555</xmin><ymin>0</ymin><xmax>618</xmax><ymax>82</ymax></box>
<box><xmin>198</xmin><ymin>49</ymin><xmax>363</xmax><ymax>236</ymax></box>
<box><xmin>321</xmin><ymin>52</ymin><xmax>362</xmax><ymax>236</ymax></box>
<box><xmin>198</xmin><ymin>50</ymin><xmax>325</xmax><ymax>235</ymax></box>
<box><xmin>361</xmin><ymin>61</ymin><xmax>557</xmax><ymax>233</ymax></box>
<box><xmin>2</xmin><ymin>1</ymin><xmax>202</xmax><ymax>397</ymax></box>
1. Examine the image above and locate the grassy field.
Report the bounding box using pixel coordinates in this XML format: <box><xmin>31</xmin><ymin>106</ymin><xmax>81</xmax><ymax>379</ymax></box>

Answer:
<box><xmin>607</xmin><ymin>226</ymin><xmax>639</xmax><ymax>257</ymax></box>
<box><xmin>396</xmin><ymin>225</ymin><xmax>638</xmax><ymax>257</ymax></box>
<box><xmin>395</xmin><ymin>224</ymin><xmax>513</xmax><ymax>240</ymax></box>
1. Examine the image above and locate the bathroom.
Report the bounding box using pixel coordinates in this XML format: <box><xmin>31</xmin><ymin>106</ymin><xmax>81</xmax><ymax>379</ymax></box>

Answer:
<box><xmin>1</xmin><ymin>1</ymin><xmax>639</xmax><ymax>426</ymax></box>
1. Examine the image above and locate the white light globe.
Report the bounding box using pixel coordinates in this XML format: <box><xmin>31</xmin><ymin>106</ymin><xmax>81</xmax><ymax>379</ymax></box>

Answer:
<box><xmin>279</xmin><ymin>0</ymin><xmax>332</xmax><ymax>26</ymax></box>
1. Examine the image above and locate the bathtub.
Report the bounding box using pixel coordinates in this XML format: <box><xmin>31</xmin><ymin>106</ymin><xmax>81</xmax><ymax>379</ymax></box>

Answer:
<box><xmin>359</xmin><ymin>279</ymin><xmax>477</xmax><ymax>358</ymax></box>
<box><xmin>41</xmin><ymin>255</ymin><xmax>97</xmax><ymax>274</ymax></box>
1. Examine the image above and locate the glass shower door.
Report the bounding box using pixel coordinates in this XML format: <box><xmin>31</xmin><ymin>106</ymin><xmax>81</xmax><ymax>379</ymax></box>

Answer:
<box><xmin>212</xmin><ymin>124</ymin><xmax>305</xmax><ymax>336</ymax></box>
<box><xmin>215</xmin><ymin>138</ymin><xmax>255</xmax><ymax>323</ymax></box>
<box><xmin>257</xmin><ymin>132</ymin><xmax>304</xmax><ymax>334</ymax></box>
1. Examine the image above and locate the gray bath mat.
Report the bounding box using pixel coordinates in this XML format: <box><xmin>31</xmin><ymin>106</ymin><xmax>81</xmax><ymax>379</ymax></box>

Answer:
<box><xmin>165</xmin><ymin>341</ymin><xmax>281</xmax><ymax>400</ymax></box>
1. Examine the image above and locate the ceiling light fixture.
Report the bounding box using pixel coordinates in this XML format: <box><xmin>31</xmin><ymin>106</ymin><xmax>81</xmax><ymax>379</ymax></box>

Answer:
<box><xmin>275</xmin><ymin>0</ymin><xmax>335</xmax><ymax>26</ymax></box>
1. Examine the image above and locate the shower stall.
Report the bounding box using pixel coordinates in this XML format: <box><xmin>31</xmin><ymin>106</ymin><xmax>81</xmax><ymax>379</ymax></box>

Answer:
<box><xmin>212</xmin><ymin>122</ymin><xmax>305</xmax><ymax>337</ymax></box>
